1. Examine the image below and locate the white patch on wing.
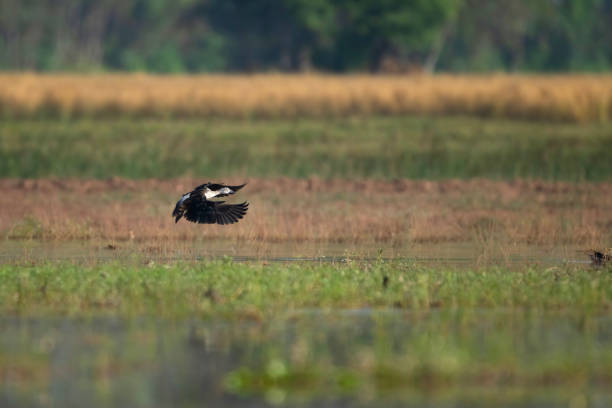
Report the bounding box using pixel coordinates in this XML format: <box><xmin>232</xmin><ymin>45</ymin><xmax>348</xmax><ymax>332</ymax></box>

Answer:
<box><xmin>204</xmin><ymin>187</ymin><xmax>232</xmax><ymax>199</ymax></box>
<box><xmin>203</xmin><ymin>188</ymin><xmax>216</xmax><ymax>199</ymax></box>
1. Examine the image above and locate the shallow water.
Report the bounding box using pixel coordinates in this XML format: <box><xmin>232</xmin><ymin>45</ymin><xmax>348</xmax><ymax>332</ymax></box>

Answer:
<box><xmin>0</xmin><ymin>240</ymin><xmax>604</xmax><ymax>407</ymax></box>
<box><xmin>0</xmin><ymin>239</ymin><xmax>591</xmax><ymax>266</ymax></box>
<box><xmin>2</xmin><ymin>311</ymin><xmax>611</xmax><ymax>408</ymax></box>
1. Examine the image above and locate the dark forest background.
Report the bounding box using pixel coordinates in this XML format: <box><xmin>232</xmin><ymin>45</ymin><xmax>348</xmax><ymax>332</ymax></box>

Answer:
<box><xmin>1</xmin><ymin>0</ymin><xmax>611</xmax><ymax>73</ymax></box>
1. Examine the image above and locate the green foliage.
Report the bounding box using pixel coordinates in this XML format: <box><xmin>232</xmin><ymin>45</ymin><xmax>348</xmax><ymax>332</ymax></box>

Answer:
<box><xmin>1</xmin><ymin>116</ymin><xmax>611</xmax><ymax>180</ymax></box>
<box><xmin>323</xmin><ymin>0</ymin><xmax>460</xmax><ymax>70</ymax></box>
<box><xmin>1</xmin><ymin>0</ymin><xmax>611</xmax><ymax>72</ymax></box>
<box><xmin>438</xmin><ymin>0</ymin><xmax>612</xmax><ymax>72</ymax></box>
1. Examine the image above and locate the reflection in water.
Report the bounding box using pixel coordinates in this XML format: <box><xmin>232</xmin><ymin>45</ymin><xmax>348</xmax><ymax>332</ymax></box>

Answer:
<box><xmin>1</xmin><ymin>311</ymin><xmax>611</xmax><ymax>408</ymax></box>
<box><xmin>0</xmin><ymin>240</ymin><xmax>605</xmax><ymax>407</ymax></box>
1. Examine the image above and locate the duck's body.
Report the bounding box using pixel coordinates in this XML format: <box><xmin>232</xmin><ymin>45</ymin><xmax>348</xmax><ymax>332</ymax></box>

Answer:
<box><xmin>586</xmin><ymin>248</ymin><xmax>612</xmax><ymax>266</ymax></box>
<box><xmin>173</xmin><ymin>182</ymin><xmax>248</xmax><ymax>225</ymax></box>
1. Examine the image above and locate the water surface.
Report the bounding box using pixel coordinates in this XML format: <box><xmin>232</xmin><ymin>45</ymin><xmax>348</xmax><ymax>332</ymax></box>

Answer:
<box><xmin>0</xmin><ymin>240</ymin><xmax>605</xmax><ymax>408</ymax></box>
<box><xmin>0</xmin><ymin>240</ymin><xmax>590</xmax><ymax>266</ymax></box>
<box><xmin>2</xmin><ymin>311</ymin><xmax>611</xmax><ymax>408</ymax></box>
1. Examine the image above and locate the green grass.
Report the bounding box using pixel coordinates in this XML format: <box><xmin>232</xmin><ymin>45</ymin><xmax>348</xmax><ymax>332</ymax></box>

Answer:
<box><xmin>1</xmin><ymin>260</ymin><xmax>610</xmax><ymax>317</ymax></box>
<box><xmin>2</xmin><ymin>116</ymin><xmax>612</xmax><ymax>180</ymax></box>
<box><xmin>1</xmin><ymin>260</ymin><xmax>612</xmax><ymax>406</ymax></box>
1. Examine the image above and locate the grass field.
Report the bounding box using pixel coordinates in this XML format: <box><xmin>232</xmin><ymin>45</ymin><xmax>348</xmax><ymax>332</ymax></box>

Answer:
<box><xmin>2</xmin><ymin>81</ymin><xmax>612</xmax><ymax>407</ymax></box>
<box><xmin>2</xmin><ymin>116</ymin><xmax>612</xmax><ymax>180</ymax></box>
<box><xmin>2</xmin><ymin>261</ymin><xmax>610</xmax><ymax>317</ymax></box>
<box><xmin>1</xmin><ymin>74</ymin><xmax>612</xmax><ymax>122</ymax></box>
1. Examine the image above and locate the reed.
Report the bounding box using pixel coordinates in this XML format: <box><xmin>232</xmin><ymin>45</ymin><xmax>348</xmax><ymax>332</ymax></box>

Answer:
<box><xmin>1</xmin><ymin>73</ymin><xmax>612</xmax><ymax>121</ymax></box>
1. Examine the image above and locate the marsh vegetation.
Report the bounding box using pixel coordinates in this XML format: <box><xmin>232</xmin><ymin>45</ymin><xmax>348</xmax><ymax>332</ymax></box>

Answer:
<box><xmin>1</xmin><ymin>76</ymin><xmax>612</xmax><ymax>407</ymax></box>
<box><xmin>2</xmin><ymin>115</ymin><xmax>612</xmax><ymax>180</ymax></box>
<box><xmin>1</xmin><ymin>261</ymin><xmax>611</xmax><ymax>407</ymax></box>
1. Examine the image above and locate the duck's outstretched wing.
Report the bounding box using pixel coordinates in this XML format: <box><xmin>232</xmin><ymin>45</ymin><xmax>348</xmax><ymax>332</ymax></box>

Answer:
<box><xmin>210</xmin><ymin>183</ymin><xmax>247</xmax><ymax>198</ymax></box>
<box><xmin>184</xmin><ymin>200</ymin><xmax>249</xmax><ymax>225</ymax></box>
<box><xmin>193</xmin><ymin>182</ymin><xmax>247</xmax><ymax>199</ymax></box>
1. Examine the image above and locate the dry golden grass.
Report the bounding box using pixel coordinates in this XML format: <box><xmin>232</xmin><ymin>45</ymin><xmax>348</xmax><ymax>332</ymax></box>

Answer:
<box><xmin>1</xmin><ymin>73</ymin><xmax>612</xmax><ymax>121</ymax></box>
<box><xmin>1</xmin><ymin>178</ymin><xmax>611</xmax><ymax>247</ymax></box>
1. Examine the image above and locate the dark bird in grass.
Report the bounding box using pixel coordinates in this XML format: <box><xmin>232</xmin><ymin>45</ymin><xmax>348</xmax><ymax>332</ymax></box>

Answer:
<box><xmin>584</xmin><ymin>248</ymin><xmax>612</xmax><ymax>266</ymax></box>
<box><xmin>172</xmin><ymin>182</ymin><xmax>248</xmax><ymax>225</ymax></box>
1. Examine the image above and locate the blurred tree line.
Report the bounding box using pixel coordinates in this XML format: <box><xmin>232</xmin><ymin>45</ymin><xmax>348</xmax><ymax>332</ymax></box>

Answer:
<box><xmin>1</xmin><ymin>0</ymin><xmax>611</xmax><ymax>73</ymax></box>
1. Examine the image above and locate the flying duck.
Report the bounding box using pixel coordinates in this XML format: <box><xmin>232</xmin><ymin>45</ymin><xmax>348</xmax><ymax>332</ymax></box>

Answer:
<box><xmin>172</xmin><ymin>182</ymin><xmax>248</xmax><ymax>225</ymax></box>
